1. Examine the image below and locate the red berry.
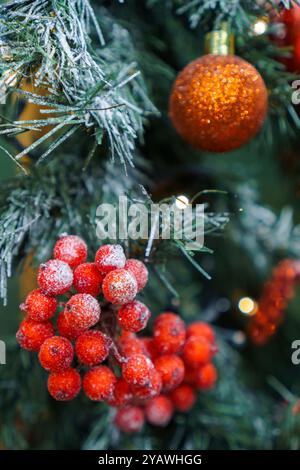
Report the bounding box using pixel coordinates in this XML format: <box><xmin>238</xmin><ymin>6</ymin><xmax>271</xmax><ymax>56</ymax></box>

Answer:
<box><xmin>145</xmin><ymin>395</ymin><xmax>174</xmax><ymax>427</ymax></box>
<box><xmin>37</xmin><ymin>259</ymin><xmax>73</xmax><ymax>296</ymax></box>
<box><xmin>131</xmin><ymin>368</ymin><xmax>162</xmax><ymax>400</ymax></box>
<box><xmin>153</xmin><ymin>312</ymin><xmax>186</xmax><ymax>354</ymax></box>
<box><xmin>64</xmin><ymin>293</ymin><xmax>101</xmax><ymax>330</ymax></box>
<box><xmin>125</xmin><ymin>259</ymin><xmax>148</xmax><ymax>292</ymax></box>
<box><xmin>154</xmin><ymin>354</ymin><xmax>185</xmax><ymax>392</ymax></box>
<box><xmin>83</xmin><ymin>366</ymin><xmax>117</xmax><ymax>401</ymax></box>
<box><xmin>53</xmin><ymin>235</ymin><xmax>87</xmax><ymax>268</ymax></box>
<box><xmin>107</xmin><ymin>378</ymin><xmax>133</xmax><ymax>407</ymax></box>
<box><xmin>170</xmin><ymin>384</ymin><xmax>196</xmax><ymax>412</ymax></box>
<box><xmin>186</xmin><ymin>322</ymin><xmax>215</xmax><ymax>344</ymax></box>
<box><xmin>75</xmin><ymin>330</ymin><xmax>110</xmax><ymax>366</ymax></box>
<box><xmin>183</xmin><ymin>337</ymin><xmax>214</xmax><ymax>368</ymax></box>
<box><xmin>102</xmin><ymin>269</ymin><xmax>137</xmax><ymax>305</ymax></box>
<box><xmin>195</xmin><ymin>363</ymin><xmax>217</xmax><ymax>390</ymax></box>
<box><xmin>57</xmin><ymin>312</ymin><xmax>84</xmax><ymax>340</ymax></box>
<box><xmin>118</xmin><ymin>332</ymin><xmax>147</xmax><ymax>358</ymax></box>
<box><xmin>95</xmin><ymin>244</ymin><xmax>126</xmax><ymax>274</ymax></box>
<box><xmin>20</xmin><ymin>289</ymin><xmax>57</xmax><ymax>322</ymax></box>
<box><xmin>73</xmin><ymin>263</ymin><xmax>103</xmax><ymax>297</ymax></box>
<box><xmin>140</xmin><ymin>337</ymin><xmax>159</xmax><ymax>361</ymax></box>
<box><xmin>183</xmin><ymin>366</ymin><xmax>197</xmax><ymax>386</ymax></box>
<box><xmin>122</xmin><ymin>354</ymin><xmax>154</xmax><ymax>387</ymax></box>
<box><xmin>118</xmin><ymin>301</ymin><xmax>151</xmax><ymax>333</ymax></box>
<box><xmin>115</xmin><ymin>406</ymin><xmax>144</xmax><ymax>433</ymax></box>
<box><xmin>47</xmin><ymin>368</ymin><xmax>81</xmax><ymax>401</ymax></box>
<box><xmin>38</xmin><ymin>336</ymin><xmax>74</xmax><ymax>372</ymax></box>
<box><xmin>16</xmin><ymin>318</ymin><xmax>55</xmax><ymax>352</ymax></box>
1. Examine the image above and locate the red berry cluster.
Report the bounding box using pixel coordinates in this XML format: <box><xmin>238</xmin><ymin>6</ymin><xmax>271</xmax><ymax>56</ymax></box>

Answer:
<box><xmin>16</xmin><ymin>235</ymin><xmax>218</xmax><ymax>433</ymax></box>
<box><xmin>248</xmin><ymin>259</ymin><xmax>300</xmax><ymax>345</ymax></box>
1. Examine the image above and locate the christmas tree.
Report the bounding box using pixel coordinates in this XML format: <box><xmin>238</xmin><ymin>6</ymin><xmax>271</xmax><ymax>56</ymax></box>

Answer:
<box><xmin>1</xmin><ymin>0</ymin><xmax>300</xmax><ymax>451</ymax></box>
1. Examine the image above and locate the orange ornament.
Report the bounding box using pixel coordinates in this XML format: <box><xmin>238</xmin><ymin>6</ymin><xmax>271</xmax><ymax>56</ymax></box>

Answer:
<box><xmin>169</xmin><ymin>54</ymin><xmax>268</xmax><ymax>153</ymax></box>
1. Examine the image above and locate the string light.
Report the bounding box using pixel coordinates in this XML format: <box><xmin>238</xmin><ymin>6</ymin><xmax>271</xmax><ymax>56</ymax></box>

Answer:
<box><xmin>238</xmin><ymin>297</ymin><xmax>257</xmax><ymax>316</ymax></box>
<box><xmin>175</xmin><ymin>195</ymin><xmax>189</xmax><ymax>210</ymax></box>
<box><xmin>251</xmin><ymin>17</ymin><xmax>268</xmax><ymax>36</ymax></box>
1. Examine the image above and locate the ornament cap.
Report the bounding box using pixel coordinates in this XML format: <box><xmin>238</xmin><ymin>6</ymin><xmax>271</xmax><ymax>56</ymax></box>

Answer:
<box><xmin>204</xmin><ymin>23</ymin><xmax>234</xmax><ymax>55</ymax></box>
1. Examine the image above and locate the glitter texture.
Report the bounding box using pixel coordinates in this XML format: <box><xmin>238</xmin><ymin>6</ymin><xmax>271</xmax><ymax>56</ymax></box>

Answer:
<box><xmin>169</xmin><ymin>54</ymin><xmax>268</xmax><ymax>153</ymax></box>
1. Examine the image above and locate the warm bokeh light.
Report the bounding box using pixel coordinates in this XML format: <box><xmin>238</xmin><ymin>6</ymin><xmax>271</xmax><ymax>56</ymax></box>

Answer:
<box><xmin>238</xmin><ymin>297</ymin><xmax>257</xmax><ymax>316</ymax></box>
<box><xmin>251</xmin><ymin>18</ymin><xmax>268</xmax><ymax>36</ymax></box>
<box><xmin>175</xmin><ymin>195</ymin><xmax>189</xmax><ymax>210</ymax></box>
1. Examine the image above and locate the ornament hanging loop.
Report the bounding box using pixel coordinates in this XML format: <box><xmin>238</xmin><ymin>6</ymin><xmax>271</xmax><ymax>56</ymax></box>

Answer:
<box><xmin>204</xmin><ymin>22</ymin><xmax>234</xmax><ymax>55</ymax></box>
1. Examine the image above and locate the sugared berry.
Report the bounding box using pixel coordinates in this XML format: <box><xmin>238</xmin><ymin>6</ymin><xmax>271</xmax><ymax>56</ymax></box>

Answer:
<box><xmin>195</xmin><ymin>363</ymin><xmax>218</xmax><ymax>390</ymax></box>
<box><xmin>154</xmin><ymin>354</ymin><xmax>185</xmax><ymax>392</ymax></box>
<box><xmin>122</xmin><ymin>354</ymin><xmax>154</xmax><ymax>387</ymax></box>
<box><xmin>115</xmin><ymin>406</ymin><xmax>144</xmax><ymax>433</ymax></box>
<box><xmin>131</xmin><ymin>368</ymin><xmax>162</xmax><ymax>400</ymax></box>
<box><xmin>16</xmin><ymin>319</ymin><xmax>55</xmax><ymax>352</ymax></box>
<box><xmin>118</xmin><ymin>332</ymin><xmax>147</xmax><ymax>358</ymax></box>
<box><xmin>183</xmin><ymin>337</ymin><xmax>214</xmax><ymax>368</ymax></box>
<box><xmin>95</xmin><ymin>244</ymin><xmax>126</xmax><ymax>274</ymax></box>
<box><xmin>118</xmin><ymin>301</ymin><xmax>151</xmax><ymax>333</ymax></box>
<box><xmin>107</xmin><ymin>378</ymin><xmax>133</xmax><ymax>407</ymax></box>
<box><xmin>47</xmin><ymin>368</ymin><xmax>81</xmax><ymax>401</ymax></box>
<box><xmin>140</xmin><ymin>337</ymin><xmax>159</xmax><ymax>361</ymax></box>
<box><xmin>75</xmin><ymin>330</ymin><xmax>110</xmax><ymax>366</ymax></box>
<box><xmin>53</xmin><ymin>235</ymin><xmax>87</xmax><ymax>268</ymax></box>
<box><xmin>170</xmin><ymin>384</ymin><xmax>196</xmax><ymax>412</ymax></box>
<box><xmin>57</xmin><ymin>312</ymin><xmax>84</xmax><ymax>340</ymax></box>
<box><xmin>102</xmin><ymin>269</ymin><xmax>137</xmax><ymax>305</ymax></box>
<box><xmin>153</xmin><ymin>312</ymin><xmax>186</xmax><ymax>354</ymax></box>
<box><xmin>186</xmin><ymin>321</ymin><xmax>215</xmax><ymax>344</ymax></box>
<box><xmin>73</xmin><ymin>263</ymin><xmax>103</xmax><ymax>297</ymax></box>
<box><xmin>38</xmin><ymin>336</ymin><xmax>74</xmax><ymax>372</ymax></box>
<box><xmin>125</xmin><ymin>259</ymin><xmax>148</xmax><ymax>292</ymax></box>
<box><xmin>38</xmin><ymin>259</ymin><xmax>73</xmax><ymax>296</ymax></box>
<box><xmin>83</xmin><ymin>366</ymin><xmax>117</xmax><ymax>401</ymax></box>
<box><xmin>64</xmin><ymin>293</ymin><xmax>101</xmax><ymax>330</ymax></box>
<box><xmin>145</xmin><ymin>395</ymin><xmax>174</xmax><ymax>427</ymax></box>
<box><xmin>20</xmin><ymin>289</ymin><xmax>57</xmax><ymax>322</ymax></box>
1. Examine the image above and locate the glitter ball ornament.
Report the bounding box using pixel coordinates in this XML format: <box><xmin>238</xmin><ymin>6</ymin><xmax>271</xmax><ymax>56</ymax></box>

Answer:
<box><xmin>53</xmin><ymin>235</ymin><xmax>87</xmax><ymax>268</ymax></box>
<box><xmin>115</xmin><ymin>406</ymin><xmax>145</xmax><ymax>434</ymax></box>
<box><xmin>145</xmin><ymin>395</ymin><xmax>174</xmax><ymax>427</ymax></box>
<box><xmin>95</xmin><ymin>244</ymin><xmax>126</xmax><ymax>274</ymax></box>
<box><xmin>73</xmin><ymin>263</ymin><xmax>103</xmax><ymax>297</ymax></box>
<box><xmin>75</xmin><ymin>330</ymin><xmax>110</xmax><ymax>366</ymax></box>
<box><xmin>154</xmin><ymin>354</ymin><xmax>185</xmax><ymax>392</ymax></box>
<box><xmin>125</xmin><ymin>259</ymin><xmax>148</xmax><ymax>292</ymax></box>
<box><xmin>16</xmin><ymin>318</ymin><xmax>55</xmax><ymax>352</ymax></box>
<box><xmin>122</xmin><ymin>353</ymin><xmax>154</xmax><ymax>387</ymax></box>
<box><xmin>169</xmin><ymin>47</ymin><xmax>268</xmax><ymax>153</ymax></box>
<box><xmin>64</xmin><ymin>293</ymin><xmax>101</xmax><ymax>330</ymax></box>
<box><xmin>83</xmin><ymin>366</ymin><xmax>117</xmax><ymax>401</ymax></box>
<box><xmin>153</xmin><ymin>312</ymin><xmax>186</xmax><ymax>354</ymax></box>
<box><xmin>102</xmin><ymin>269</ymin><xmax>138</xmax><ymax>305</ymax></box>
<box><xmin>170</xmin><ymin>384</ymin><xmax>197</xmax><ymax>412</ymax></box>
<box><xmin>38</xmin><ymin>336</ymin><xmax>74</xmax><ymax>372</ymax></box>
<box><xmin>118</xmin><ymin>300</ymin><xmax>151</xmax><ymax>333</ymax></box>
<box><xmin>37</xmin><ymin>259</ymin><xmax>73</xmax><ymax>296</ymax></box>
<box><xmin>20</xmin><ymin>288</ymin><xmax>57</xmax><ymax>322</ymax></box>
<box><xmin>47</xmin><ymin>368</ymin><xmax>81</xmax><ymax>401</ymax></box>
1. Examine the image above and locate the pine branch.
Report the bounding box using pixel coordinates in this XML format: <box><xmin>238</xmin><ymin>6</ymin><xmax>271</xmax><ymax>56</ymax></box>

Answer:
<box><xmin>0</xmin><ymin>1</ymin><xmax>157</xmax><ymax>167</ymax></box>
